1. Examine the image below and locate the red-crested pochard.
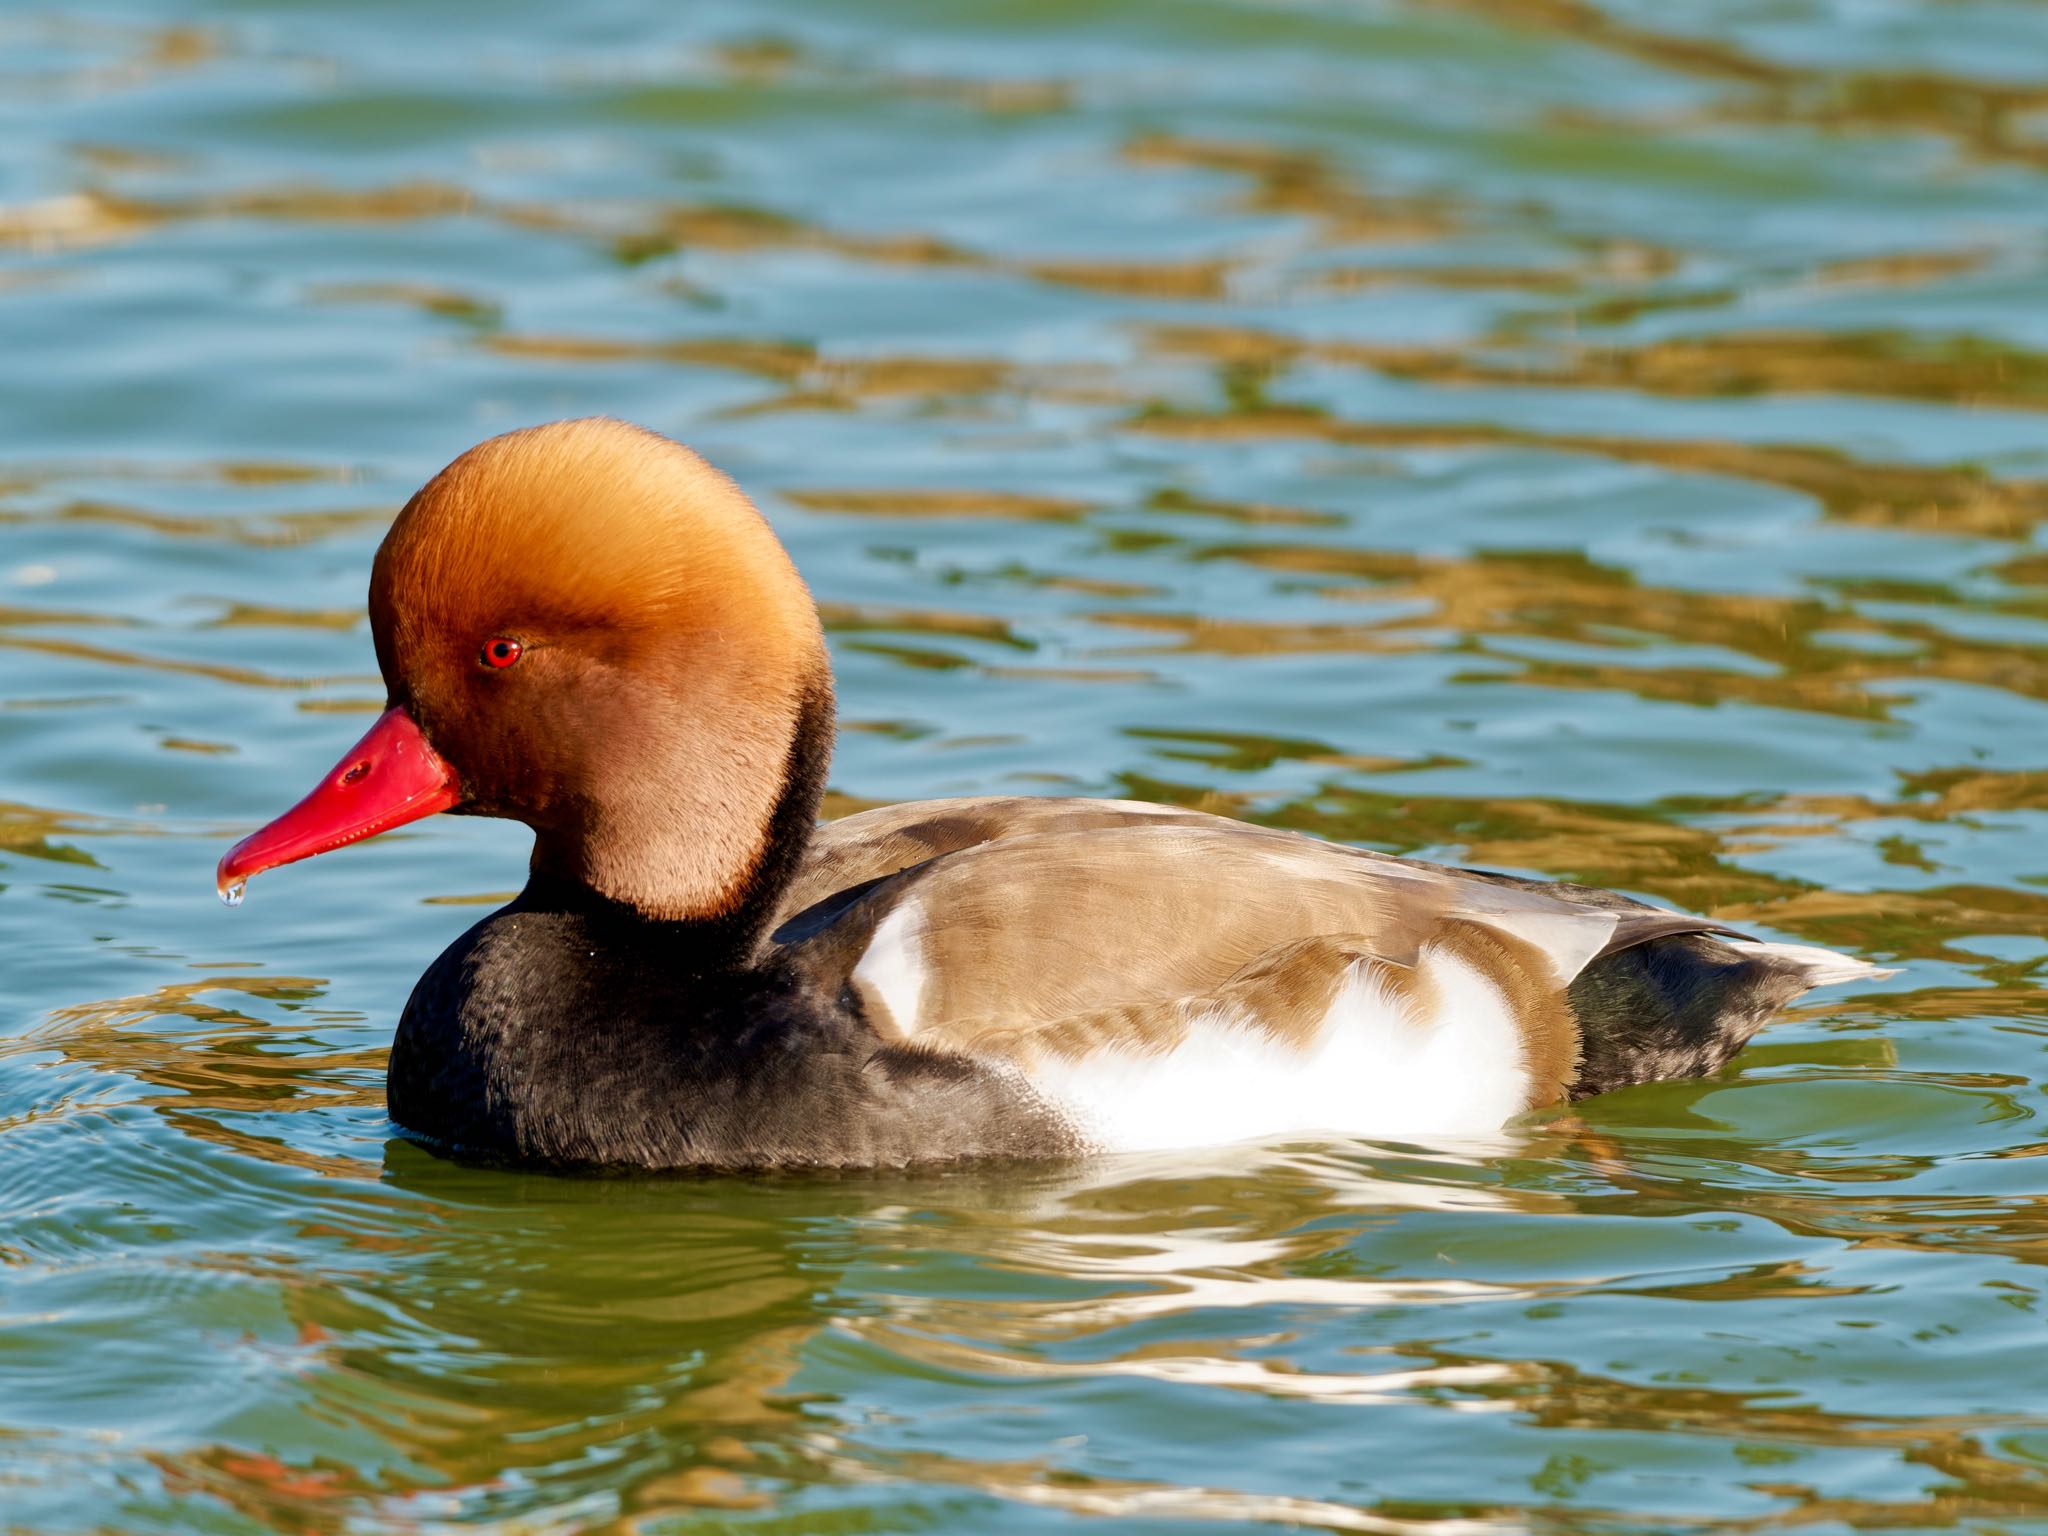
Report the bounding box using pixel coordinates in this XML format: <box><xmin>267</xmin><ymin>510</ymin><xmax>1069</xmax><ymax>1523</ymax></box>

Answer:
<box><xmin>218</xmin><ymin>418</ymin><xmax>1893</xmax><ymax>1169</ymax></box>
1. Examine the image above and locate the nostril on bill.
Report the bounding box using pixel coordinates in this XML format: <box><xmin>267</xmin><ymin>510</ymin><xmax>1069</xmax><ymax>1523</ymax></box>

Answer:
<box><xmin>341</xmin><ymin>761</ymin><xmax>370</xmax><ymax>785</ymax></box>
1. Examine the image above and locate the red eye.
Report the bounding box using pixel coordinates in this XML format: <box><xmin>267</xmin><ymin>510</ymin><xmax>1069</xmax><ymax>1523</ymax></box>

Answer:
<box><xmin>480</xmin><ymin>637</ymin><xmax>523</xmax><ymax>669</ymax></box>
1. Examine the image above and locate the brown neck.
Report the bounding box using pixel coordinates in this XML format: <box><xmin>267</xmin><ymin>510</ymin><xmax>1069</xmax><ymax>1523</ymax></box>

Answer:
<box><xmin>527</xmin><ymin>670</ymin><xmax>836</xmax><ymax>960</ymax></box>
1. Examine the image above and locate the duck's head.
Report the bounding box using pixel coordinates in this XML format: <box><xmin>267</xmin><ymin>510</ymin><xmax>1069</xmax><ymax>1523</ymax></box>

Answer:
<box><xmin>217</xmin><ymin>418</ymin><xmax>835</xmax><ymax>927</ymax></box>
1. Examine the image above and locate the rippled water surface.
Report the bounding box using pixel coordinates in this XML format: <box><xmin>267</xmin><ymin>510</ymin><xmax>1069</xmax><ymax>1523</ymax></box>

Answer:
<box><xmin>11</xmin><ymin>1</ymin><xmax>2048</xmax><ymax>1530</ymax></box>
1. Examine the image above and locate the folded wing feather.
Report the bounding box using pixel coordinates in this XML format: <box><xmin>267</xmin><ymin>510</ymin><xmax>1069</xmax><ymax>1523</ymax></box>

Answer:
<box><xmin>772</xmin><ymin>798</ymin><xmax>1690</xmax><ymax>1046</ymax></box>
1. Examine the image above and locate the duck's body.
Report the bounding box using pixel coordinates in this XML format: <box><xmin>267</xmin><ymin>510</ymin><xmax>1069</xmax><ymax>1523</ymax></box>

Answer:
<box><xmin>386</xmin><ymin>793</ymin><xmax>1872</xmax><ymax>1168</ymax></box>
<box><xmin>220</xmin><ymin>419</ymin><xmax>1891</xmax><ymax>1170</ymax></box>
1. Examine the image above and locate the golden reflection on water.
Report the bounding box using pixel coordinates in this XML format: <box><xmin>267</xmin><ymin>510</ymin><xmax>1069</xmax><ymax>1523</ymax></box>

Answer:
<box><xmin>1284</xmin><ymin>330</ymin><xmax>2048</xmax><ymax>414</ymax></box>
<box><xmin>1132</xmin><ymin>403</ymin><xmax>2048</xmax><ymax>538</ymax></box>
<box><xmin>1452</xmin><ymin>0</ymin><xmax>2048</xmax><ymax>173</ymax></box>
<box><xmin>0</xmin><ymin>632</ymin><xmax>374</xmax><ymax>692</ymax></box>
<box><xmin>1161</xmin><ymin>539</ymin><xmax>2039</xmax><ymax>719</ymax></box>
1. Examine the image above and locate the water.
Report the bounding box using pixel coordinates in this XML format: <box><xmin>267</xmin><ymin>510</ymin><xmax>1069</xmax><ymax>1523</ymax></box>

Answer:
<box><xmin>7</xmin><ymin>0</ymin><xmax>2048</xmax><ymax>1529</ymax></box>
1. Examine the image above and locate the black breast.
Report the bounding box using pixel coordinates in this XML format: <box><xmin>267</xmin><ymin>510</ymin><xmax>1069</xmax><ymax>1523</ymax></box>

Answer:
<box><xmin>386</xmin><ymin>897</ymin><xmax>1076</xmax><ymax>1170</ymax></box>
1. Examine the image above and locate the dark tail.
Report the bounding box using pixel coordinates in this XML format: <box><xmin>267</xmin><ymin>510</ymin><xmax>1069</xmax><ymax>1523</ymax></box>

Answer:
<box><xmin>1444</xmin><ymin>863</ymin><xmax>1893</xmax><ymax>1098</ymax></box>
<box><xmin>1569</xmin><ymin>933</ymin><xmax>1815</xmax><ymax>1098</ymax></box>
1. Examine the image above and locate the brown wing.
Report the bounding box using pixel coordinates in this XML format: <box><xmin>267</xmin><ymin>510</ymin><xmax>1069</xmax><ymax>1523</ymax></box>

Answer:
<box><xmin>773</xmin><ymin>802</ymin><xmax>1652</xmax><ymax>1040</ymax></box>
<box><xmin>775</xmin><ymin>795</ymin><xmax>1234</xmax><ymax>924</ymax></box>
<box><xmin>768</xmin><ymin>798</ymin><xmax>1842</xmax><ymax>1129</ymax></box>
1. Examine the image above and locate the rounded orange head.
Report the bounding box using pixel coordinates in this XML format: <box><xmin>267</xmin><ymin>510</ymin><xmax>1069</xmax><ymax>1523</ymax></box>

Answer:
<box><xmin>219</xmin><ymin>418</ymin><xmax>834</xmax><ymax>923</ymax></box>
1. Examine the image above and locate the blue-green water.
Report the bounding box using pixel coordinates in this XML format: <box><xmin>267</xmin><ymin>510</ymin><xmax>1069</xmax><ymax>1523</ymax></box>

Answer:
<box><xmin>8</xmin><ymin>2</ymin><xmax>2048</xmax><ymax>1530</ymax></box>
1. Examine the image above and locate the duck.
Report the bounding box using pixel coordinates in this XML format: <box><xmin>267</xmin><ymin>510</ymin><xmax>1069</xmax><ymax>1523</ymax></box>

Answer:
<box><xmin>217</xmin><ymin>417</ymin><xmax>1893</xmax><ymax>1169</ymax></box>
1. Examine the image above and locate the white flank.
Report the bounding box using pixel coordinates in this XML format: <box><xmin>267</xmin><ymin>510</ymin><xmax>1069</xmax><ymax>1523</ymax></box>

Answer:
<box><xmin>1026</xmin><ymin>945</ymin><xmax>1531</xmax><ymax>1154</ymax></box>
<box><xmin>852</xmin><ymin>900</ymin><xmax>928</xmax><ymax>1035</ymax></box>
<box><xmin>1745</xmin><ymin>940</ymin><xmax>1898</xmax><ymax>987</ymax></box>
